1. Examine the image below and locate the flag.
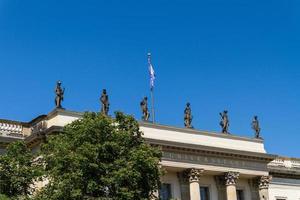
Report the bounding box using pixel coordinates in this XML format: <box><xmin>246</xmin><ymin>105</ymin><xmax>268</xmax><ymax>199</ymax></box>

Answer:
<box><xmin>148</xmin><ymin>53</ymin><xmax>155</xmax><ymax>90</ymax></box>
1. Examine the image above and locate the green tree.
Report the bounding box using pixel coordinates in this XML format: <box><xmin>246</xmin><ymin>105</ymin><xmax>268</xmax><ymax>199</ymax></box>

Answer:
<box><xmin>0</xmin><ymin>141</ymin><xmax>40</xmax><ymax>199</ymax></box>
<box><xmin>35</xmin><ymin>112</ymin><xmax>162</xmax><ymax>200</ymax></box>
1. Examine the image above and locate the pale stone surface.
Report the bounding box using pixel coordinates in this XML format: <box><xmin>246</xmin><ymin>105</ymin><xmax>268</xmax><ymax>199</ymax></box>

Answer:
<box><xmin>236</xmin><ymin>178</ymin><xmax>252</xmax><ymax>200</ymax></box>
<box><xmin>226</xmin><ymin>185</ymin><xmax>237</xmax><ymax>200</ymax></box>
<box><xmin>190</xmin><ymin>181</ymin><xmax>201</xmax><ymax>200</ymax></box>
<box><xmin>46</xmin><ymin>112</ymin><xmax>267</xmax><ymax>154</ymax></box>
<box><xmin>140</xmin><ymin>126</ymin><xmax>266</xmax><ymax>153</ymax></box>
<box><xmin>161</xmin><ymin>171</ymin><xmax>182</xmax><ymax>199</ymax></box>
<box><xmin>269</xmin><ymin>177</ymin><xmax>300</xmax><ymax>200</ymax></box>
<box><xmin>46</xmin><ymin>112</ymin><xmax>81</xmax><ymax>128</ymax></box>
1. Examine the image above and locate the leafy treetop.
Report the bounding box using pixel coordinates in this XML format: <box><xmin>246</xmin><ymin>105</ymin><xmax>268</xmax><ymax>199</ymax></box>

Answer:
<box><xmin>35</xmin><ymin>112</ymin><xmax>162</xmax><ymax>200</ymax></box>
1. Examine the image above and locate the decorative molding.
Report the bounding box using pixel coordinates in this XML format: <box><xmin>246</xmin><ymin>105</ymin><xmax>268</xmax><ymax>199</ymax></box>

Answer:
<box><xmin>0</xmin><ymin>122</ymin><xmax>23</xmax><ymax>134</ymax></box>
<box><xmin>225</xmin><ymin>171</ymin><xmax>240</xmax><ymax>185</ymax></box>
<box><xmin>271</xmin><ymin>177</ymin><xmax>300</xmax><ymax>186</ymax></box>
<box><xmin>186</xmin><ymin>168</ymin><xmax>204</xmax><ymax>183</ymax></box>
<box><xmin>162</xmin><ymin>150</ymin><xmax>269</xmax><ymax>172</ymax></box>
<box><xmin>146</xmin><ymin>138</ymin><xmax>276</xmax><ymax>162</ymax></box>
<box><xmin>269</xmin><ymin>157</ymin><xmax>300</xmax><ymax>175</ymax></box>
<box><xmin>259</xmin><ymin>176</ymin><xmax>272</xmax><ymax>190</ymax></box>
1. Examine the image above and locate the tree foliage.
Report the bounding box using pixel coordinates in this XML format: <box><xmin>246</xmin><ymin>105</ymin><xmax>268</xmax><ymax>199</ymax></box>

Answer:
<box><xmin>0</xmin><ymin>141</ymin><xmax>39</xmax><ymax>199</ymax></box>
<box><xmin>35</xmin><ymin>112</ymin><xmax>162</xmax><ymax>200</ymax></box>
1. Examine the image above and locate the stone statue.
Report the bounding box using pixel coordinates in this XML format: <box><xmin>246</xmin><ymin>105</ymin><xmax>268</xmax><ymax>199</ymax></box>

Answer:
<box><xmin>219</xmin><ymin>110</ymin><xmax>229</xmax><ymax>134</ymax></box>
<box><xmin>100</xmin><ymin>89</ymin><xmax>109</xmax><ymax>115</ymax></box>
<box><xmin>140</xmin><ymin>97</ymin><xmax>150</xmax><ymax>121</ymax></box>
<box><xmin>184</xmin><ymin>103</ymin><xmax>193</xmax><ymax>128</ymax></box>
<box><xmin>252</xmin><ymin>116</ymin><xmax>261</xmax><ymax>138</ymax></box>
<box><xmin>55</xmin><ymin>81</ymin><xmax>64</xmax><ymax>109</ymax></box>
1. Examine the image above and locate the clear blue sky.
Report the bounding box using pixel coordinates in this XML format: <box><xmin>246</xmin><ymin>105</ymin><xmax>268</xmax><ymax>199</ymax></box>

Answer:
<box><xmin>0</xmin><ymin>0</ymin><xmax>299</xmax><ymax>157</ymax></box>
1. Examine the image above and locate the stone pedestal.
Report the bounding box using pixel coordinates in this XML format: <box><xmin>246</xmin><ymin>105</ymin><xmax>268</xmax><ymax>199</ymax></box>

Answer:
<box><xmin>258</xmin><ymin>176</ymin><xmax>272</xmax><ymax>200</ymax></box>
<box><xmin>187</xmin><ymin>168</ymin><xmax>204</xmax><ymax>200</ymax></box>
<box><xmin>225</xmin><ymin>171</ymin><xmax>239</xmax><ymax>200</ymax></box>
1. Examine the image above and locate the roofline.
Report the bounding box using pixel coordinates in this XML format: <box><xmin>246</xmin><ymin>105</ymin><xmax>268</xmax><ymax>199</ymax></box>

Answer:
<box><xmin>46</xmin><ymin>108</ymin><xmax>84</xmax><ymax>119</ymax></box>
<box><xmin>139</xmin><ymin>121</ymin><xmax>264</xmax><ymax>143</ymax></box>
<box><xmin>0</xmin><ymin>118</ymin><xmax>29</xmax><ymax>127</ymax></box>
<box><xmin>0</xmin><ymin>109</ymin><xmax>268</xmax><ymax>144</ymax></box>
<box><xmin>273</xmin><ymin>156</ymin><xmax>300</xmax><ymax>162</ymax></box>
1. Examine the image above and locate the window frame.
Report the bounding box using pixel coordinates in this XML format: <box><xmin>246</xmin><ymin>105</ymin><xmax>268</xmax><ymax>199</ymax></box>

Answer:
<box><xmin>236</xmin><ymin>187</ymin><xmax>245</xmax><ymax>200</ymax></box>
<box><xmin>159</xmin><ymin>182</ymin><xmax>173</xmax><ymax>200</ymax></box>
<box><xmin>199</xmin><ymin>184</ymin><xmax>211</xmax><ymax>200</ymax></box>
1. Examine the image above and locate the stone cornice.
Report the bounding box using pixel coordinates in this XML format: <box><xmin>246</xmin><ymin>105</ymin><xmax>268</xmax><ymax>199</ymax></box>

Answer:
<box><xmin>146</xmin><ymin>138</ymin><xmax>276</xmax><ymax>162</ymax></box>
<box><xmin>269</xmin><ymin>169</ymin><xmax>300</xmax><ymax>179</ymax></box>
<box><xmin>46</xmin><ymin>108</ymin><xmax>84</xmax><ymax>120</ymax></box>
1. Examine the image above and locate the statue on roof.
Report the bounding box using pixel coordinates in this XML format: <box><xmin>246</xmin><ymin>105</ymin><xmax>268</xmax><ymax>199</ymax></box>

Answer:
<box><xmin>184</xmin><ymin>103</ymin><xmax>193</xmax><ymax>128</ymax></box>
<box><xmin>55</xmin><ymin>81</ymin><xmax>65</xmax><ymax>109</ymax></box>
<box><xmin>140</xmin><ymin>97</ymin><xmax>150</xmax><ymax>121</ymax></box>
<box><xmin>100</xmin><ymin>89</ymin><xmax>109</xmax><ymax>115</ymax></box>
<box><xmin>252</xmin><ymin>116</ymin><xmax>261</xmax><ymax>138</ymax></box>
<box><xmin>220</xmin><ymin>110</ymin><xmax>229</xmax><ymax>134</ymax></box>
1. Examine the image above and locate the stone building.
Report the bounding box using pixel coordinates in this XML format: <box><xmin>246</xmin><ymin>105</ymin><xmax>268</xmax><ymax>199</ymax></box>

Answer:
<box><xmin>0</xmin><ymin>108</ymin><xmax>299</xmax><ymax>200</ymax></box>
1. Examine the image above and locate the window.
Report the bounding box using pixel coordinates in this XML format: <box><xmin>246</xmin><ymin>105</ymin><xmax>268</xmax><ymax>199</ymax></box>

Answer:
<box><xmin>159</xmin><ymin>183</ymin><xmax>172</xmax><ymax>200</ymax></box>
<box><xmin>200</xmin><ymin>186</ymin><xmax>210</xmax><ymax>200</ymax></box>
<box><xmin>236</xmin><ymin>189</ymin><xmax>244</xmax><ymax>200</ymax></box>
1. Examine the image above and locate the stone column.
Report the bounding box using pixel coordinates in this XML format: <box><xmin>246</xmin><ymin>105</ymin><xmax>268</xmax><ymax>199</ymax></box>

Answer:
<box><xmin>258</xmin><ymin>176</ymin><xmax>272</xmax><ymax>200</ymax></box>
<box><xmin>187</xmin><ymin>168</ymin><xmax>204</xmax><ymax>200</ymax></box>
<box><xmin>224</xmin><ymin>171</ymin><xmax>240</xmax><ymax>200</ymax></box>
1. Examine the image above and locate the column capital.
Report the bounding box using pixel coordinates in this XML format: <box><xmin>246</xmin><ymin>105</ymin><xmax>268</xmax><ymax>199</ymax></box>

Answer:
<box><xmin>224</xmin><ymin>171</ymin><xmax>240</xmax><ymax>186</ymax></box>
<box><xmin>187</xmin><ymin>168</ymin><xmax>204</xmax><ymax>183</ymax></box>
<box><xmin>259</xmin><ymin>175</ymin><xmax>272</xmax><ymax>190</ymax></box>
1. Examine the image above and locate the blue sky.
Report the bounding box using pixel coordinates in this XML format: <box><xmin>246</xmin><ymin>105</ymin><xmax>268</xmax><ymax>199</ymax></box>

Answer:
<box><xmin>0</xmin><ymin>0</ymin><xmax>300</xmax><ymax>157</ymax></box>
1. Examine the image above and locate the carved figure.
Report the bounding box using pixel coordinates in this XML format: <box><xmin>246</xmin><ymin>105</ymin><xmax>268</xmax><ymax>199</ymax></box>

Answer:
<box><xmin>252</xmin><ymin>116</ymin><xmax>261</xmax><ymax>138</ymax></box>
<box><xmin>140</xmin><ymin>97</ymin><xmax>150</xmax><ymax>121</ymax></box>
<box><xmin>219</xmin><ymin>110</ymin><xmax>229</xmax><ymax>134</ymax></box>
<box><xmin>100</xmin><ymin>89</ymin><xmax>109</xmax><ymax>115</ymax></box>
<box><xmin>55</xmin><ymin>81</ymin><xmax>64</xmax><ymax>109</ymax></box>
<box><xmin>184</xmin><ymin>103</ymin><xmax>193</xmax><ymax>128</ymax></box>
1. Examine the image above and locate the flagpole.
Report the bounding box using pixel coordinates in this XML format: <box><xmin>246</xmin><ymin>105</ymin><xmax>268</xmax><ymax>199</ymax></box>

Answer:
<box><xmin>150</xmin><ymin>87</ymin><xmax>155</xmax><ymax>123</ymax></box>
<box><xmin>148</xmin><ymin>53</ymin><xmax>155</xmax><ymax>123</ymax></box>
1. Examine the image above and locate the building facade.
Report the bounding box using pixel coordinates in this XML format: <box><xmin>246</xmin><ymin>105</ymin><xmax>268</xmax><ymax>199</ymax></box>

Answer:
<box><xmin>0</xmin><ymin>108</ymin><xmax>299</xmax><ymax>200</ymax></box>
